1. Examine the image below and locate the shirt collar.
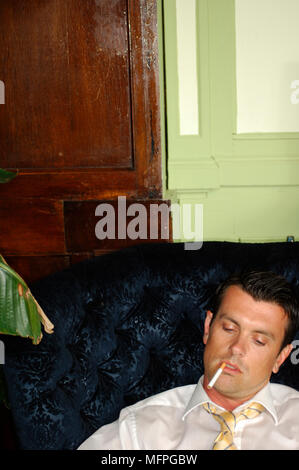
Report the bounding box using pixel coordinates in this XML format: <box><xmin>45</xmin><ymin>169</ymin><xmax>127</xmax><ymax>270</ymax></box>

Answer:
<box><xmin>182</xmin><ymin>375</ymin><xmax>278</xmax><ymax>425</ymax></box>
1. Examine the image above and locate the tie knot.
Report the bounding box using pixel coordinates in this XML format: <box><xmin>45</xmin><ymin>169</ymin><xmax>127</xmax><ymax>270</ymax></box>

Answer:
<box><xmin>203</xmin><ymin>401</ymin><xmax>265</xmax><ymax>450</ymax></box>
<box><xmin>203</xmin><ymin>401</ymin><xmax>265</xmax><ymax>420</ymax></box>
<box><xmin>235</xmin><ymin>402</ymin><xmax>265</xmax><ymax>422</ymax></box>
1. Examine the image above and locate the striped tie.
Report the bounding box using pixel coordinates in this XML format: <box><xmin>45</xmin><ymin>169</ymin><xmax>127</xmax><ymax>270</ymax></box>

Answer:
<box><xmin>203</xmin><ymin>402</ymin><xmax>265</xmax><ymax>450</ymax></box>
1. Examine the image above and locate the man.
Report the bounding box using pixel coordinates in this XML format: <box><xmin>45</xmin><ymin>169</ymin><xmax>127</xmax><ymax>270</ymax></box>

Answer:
<box><xmin>78</xmin><ymin>270</ymin><xmax>299</xmax><ymax>450</ymax></box>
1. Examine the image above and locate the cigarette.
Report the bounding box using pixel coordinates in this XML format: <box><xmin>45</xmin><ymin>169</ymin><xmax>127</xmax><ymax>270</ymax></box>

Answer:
<box><xmin>207</xmin><ymin>362</ymin><xmax>226</xmax><ymax>389</ymax></box>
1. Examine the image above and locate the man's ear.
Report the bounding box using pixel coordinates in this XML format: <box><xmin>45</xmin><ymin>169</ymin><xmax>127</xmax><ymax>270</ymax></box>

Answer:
<box><xmin>272</xmin><ymin>343</ymin><xmax>293</xmax><ymax>374</ymax></box>
<box><xmin>203</xmin><ymin>310</ymin><xmax>214</xmax><ymax>345</ymax></box>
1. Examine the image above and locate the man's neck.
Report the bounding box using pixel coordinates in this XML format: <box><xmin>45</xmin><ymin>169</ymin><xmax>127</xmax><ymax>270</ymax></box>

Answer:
<box><xmin>202</xmin><ymin>375</ymin><xmax>257</xmax><ymax>411</ymax></box>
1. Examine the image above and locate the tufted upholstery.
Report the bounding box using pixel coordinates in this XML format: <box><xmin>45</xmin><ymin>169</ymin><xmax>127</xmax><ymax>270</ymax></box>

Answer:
<box><xmin>3</xmin><ymin>241</ymin><xmax>299</xmax><ymax>450</ymax></box>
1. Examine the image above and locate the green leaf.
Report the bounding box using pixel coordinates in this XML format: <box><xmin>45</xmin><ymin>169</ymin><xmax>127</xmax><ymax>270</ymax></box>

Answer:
<box><xmin>0</xmin><ymin>255</ymin><xmax>54</xmax><ymax>345</ymax></box>
<box><xmin>0</xmin><ymin>168</ymin><xmax>18</xmax><ymax>183</ymax></box>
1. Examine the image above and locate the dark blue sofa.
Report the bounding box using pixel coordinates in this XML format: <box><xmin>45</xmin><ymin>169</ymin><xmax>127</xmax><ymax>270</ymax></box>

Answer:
<box><xmin>3</xmin><ymin>241</ymin><xmax>299</xmax><ymax>449</ymax></box>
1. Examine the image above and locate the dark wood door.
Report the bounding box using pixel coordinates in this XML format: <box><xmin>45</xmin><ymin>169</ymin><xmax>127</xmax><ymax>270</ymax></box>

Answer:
<box><xmin>0</xmin><ymin>0</ymin><xmax>170</xmax><ymax>283</ymax></box>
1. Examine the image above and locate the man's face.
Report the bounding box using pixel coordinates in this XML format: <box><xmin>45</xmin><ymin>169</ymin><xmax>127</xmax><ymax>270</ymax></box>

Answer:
<box><xmin>203</xmin><ymin>285</ymin><xmax>293</xmax><ymax>402</ymax></box>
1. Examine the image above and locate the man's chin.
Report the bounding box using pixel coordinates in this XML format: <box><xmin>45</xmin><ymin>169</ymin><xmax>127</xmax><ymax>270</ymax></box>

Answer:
<box><xmin>213</xmin><ymin>375</ymin><xmax>246</xmax><ymax>396</ymax></box>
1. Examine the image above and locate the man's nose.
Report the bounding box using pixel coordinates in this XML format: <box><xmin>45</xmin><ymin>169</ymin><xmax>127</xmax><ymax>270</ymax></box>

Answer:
<box><xmin>230</xmin><ymin>334</ymin><xmax>247</xmax><ymax>356</ymax></box>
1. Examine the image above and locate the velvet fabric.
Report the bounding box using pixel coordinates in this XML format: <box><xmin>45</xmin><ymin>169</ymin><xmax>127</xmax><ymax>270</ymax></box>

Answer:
<box><xmin>3</xmin><ymin>241</ymin><xmax>299</xmax><ymax>450</ymax></box>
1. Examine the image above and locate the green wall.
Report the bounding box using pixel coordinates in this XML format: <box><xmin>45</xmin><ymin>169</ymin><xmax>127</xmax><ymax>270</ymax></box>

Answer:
<box><xmin>158</xmin><ymin>0</ymin><xmax>299</xmax><ymax>243</ymax></box>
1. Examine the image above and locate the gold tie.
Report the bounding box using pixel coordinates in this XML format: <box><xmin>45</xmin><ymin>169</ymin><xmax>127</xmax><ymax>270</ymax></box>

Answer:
<box><xmin>203</xmin><ymin>402</ymin><xmax>265</xmax><ymax>450</ymax></box>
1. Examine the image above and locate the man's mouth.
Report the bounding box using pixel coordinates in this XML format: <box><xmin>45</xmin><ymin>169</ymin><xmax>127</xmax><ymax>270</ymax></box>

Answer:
<box><xmin>222</xmin><ymin>362</ymin><xmax>242</xmax><ymax>373</ymax></box>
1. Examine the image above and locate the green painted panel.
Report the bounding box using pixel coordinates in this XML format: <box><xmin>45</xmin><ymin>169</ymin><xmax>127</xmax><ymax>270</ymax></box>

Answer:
<box><xmin>177</xmin><ymin>188</ymin><xmax>299</xmax><ymax>242</ymax></box>
<box><xmin>163</xmin><ymin>0</ymin><xmax>211</xmax><ymax>161</ymax></box>
<box><xmin>159</xmin><ymin>0</ymin><xmax>299</xmax><ymax>242</ymax></box>
<box><xmin>208</xmin><ymin>0</ymin><xmax>299</xmax><ymax>160</ymax></box>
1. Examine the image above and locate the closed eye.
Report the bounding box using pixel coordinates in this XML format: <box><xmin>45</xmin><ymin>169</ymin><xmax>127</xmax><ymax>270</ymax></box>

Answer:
<box><xmin>254</xmin><ymin>339</ymin><xmax>266</xmax><ymax>346</ymax></box>
<box><xmin>223</xmin><ymin>326</ymin><xmax>235</xmax><ymax>332</ymax></box>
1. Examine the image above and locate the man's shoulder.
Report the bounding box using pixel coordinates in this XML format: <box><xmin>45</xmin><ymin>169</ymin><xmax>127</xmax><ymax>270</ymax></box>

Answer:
<box><xmin>119</xmin><ymin>383</ymin><xmax>197</xmax><ymax>420</ymax></box>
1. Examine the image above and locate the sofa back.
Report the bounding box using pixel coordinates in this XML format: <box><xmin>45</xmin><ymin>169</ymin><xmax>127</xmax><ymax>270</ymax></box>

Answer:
<box><xmin>3</xmin><ymin>241</ymin><xmax>299</xmax><ymax>449</ymax></box>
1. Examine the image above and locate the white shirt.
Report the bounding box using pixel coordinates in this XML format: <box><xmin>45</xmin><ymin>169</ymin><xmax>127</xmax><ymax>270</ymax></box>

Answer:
<box><xmin>78</xmin><ymin>376</ymin><xmax>299</xmax><ymax>450</ymax></box>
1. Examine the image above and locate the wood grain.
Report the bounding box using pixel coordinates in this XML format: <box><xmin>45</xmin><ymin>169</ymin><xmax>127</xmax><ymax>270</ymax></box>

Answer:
<box><xmin>0</xmin><ymin>0</ymin><xmax>166</xmax><ymax>297</ymax></box>
<box><xmin>0</xmin><ymin>198</ymin><xmax>65</xmax><ymax>254</ymax></box>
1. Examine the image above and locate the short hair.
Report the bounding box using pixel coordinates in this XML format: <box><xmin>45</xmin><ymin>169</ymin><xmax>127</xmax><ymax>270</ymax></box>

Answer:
<box><xmin>209</xmin><ymin>270</ymin><xmax>299</xmax><ymax>350</ymax></box>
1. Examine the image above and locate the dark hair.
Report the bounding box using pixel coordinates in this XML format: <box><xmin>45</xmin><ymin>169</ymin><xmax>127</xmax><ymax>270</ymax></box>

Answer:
<box><xmin>209</xmin><ymin>270</ymin><xmax>299</xmax><ymax>350</ymax></box>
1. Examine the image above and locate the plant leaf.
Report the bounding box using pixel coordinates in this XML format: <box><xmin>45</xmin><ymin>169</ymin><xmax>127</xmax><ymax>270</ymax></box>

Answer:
<box><xmin>0</xmin><ymin>168</ymin><xmax>18</xmax><ymax>183</ymax></box>
<box><xmin>0</xmin><ymin>255</ymin><xmax>54</xmax><ymax>344</ymax></box>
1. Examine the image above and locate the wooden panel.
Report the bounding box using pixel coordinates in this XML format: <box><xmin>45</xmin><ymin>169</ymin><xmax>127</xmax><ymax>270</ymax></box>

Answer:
<box><xmin>69</xmin><ymin>252</ymin><xmax>94</xmax><ymax>266</ymax></box>
<box><xmin>130</xmin><ymin>0</ymin><xmax>162</xmax><ymax>198</ymax></box>
<box><xmin>0</xmin><ymin>0</ymin><xmax>162</xmax><ymax>199</ymax></box>
<box><xmin>0</xmin><ymin>0</ymin><xmax>164</xmax><ymax>301</ymax></box>
<box><xmin>0</xmin><ymin>199</ymin><xmax>65</xmax><ymax>254</ymax></box>
<box><xmin>64</xmin><ymin>199</ymin><xmax>172</xmax><ymax>252</ymax></box>
<box><xmin>4</xmin><ymin>255</ymin><xmax>70</xmax><ymax>284</ymax></box>
<box><xmin>0</xmin><ymin>170</ymin><xmax>136</xmax><ymax>200</ymax></box>
<box><xmin>0</xmin><ymin>0</ymin><xmax>132</xmax><ymax>169</ymax></box>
